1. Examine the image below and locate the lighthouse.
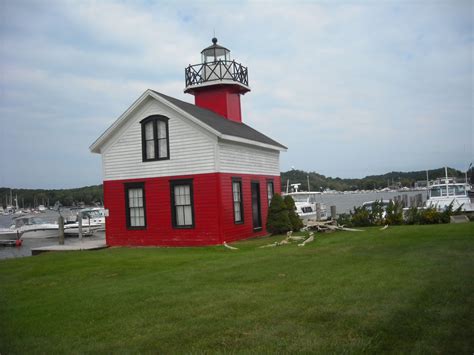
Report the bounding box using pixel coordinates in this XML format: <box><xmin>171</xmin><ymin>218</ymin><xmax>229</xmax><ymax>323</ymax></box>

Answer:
<box><xmin>90</xmin><ymin>38</ymin><xmax>286</xmax><ymax>247</ymax></box>
<box><xmin>184</xmin><ymin>38</ymin><xmax>250</xmax><ymax>123</ymax></box>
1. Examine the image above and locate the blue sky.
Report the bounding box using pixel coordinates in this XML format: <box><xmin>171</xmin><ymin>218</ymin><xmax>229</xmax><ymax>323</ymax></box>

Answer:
<box><xmin>0</xmin><ymin>0</ymin><xmax>472</xmax><ymax>188</ymax></box>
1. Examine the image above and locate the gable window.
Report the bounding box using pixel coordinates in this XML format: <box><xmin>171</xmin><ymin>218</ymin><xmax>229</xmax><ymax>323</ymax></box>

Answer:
<box><xmin>267</xmin><ymin>180</ymin><xmax>274</xmax><ymax>207</ymax></box>
<box><xmin>140</xmin><ymin>115</ymin><xmax>170</xmax><ymax>161</ymax></box>
<box><xmin>232</xmin><ymin>178</ymin><xmax>244</xmax><ymax>223</ymax></box>
<box><xmin>170</xmin><ymin>179</ymin><xmax>194</xmax><ymax>228</ymax></box>
<box><xmin>125</xmin><ymin>183</ymin><xmax>146</xmax><ymax>229</ymax></box>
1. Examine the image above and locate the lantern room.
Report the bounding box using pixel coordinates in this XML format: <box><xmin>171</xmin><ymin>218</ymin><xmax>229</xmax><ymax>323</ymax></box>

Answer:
<box><xmin>201</xmin><ymin>38</ymin><xmax>231</xmax><ymax>63</ymax></box>
<box><xmin>184</xmin><ymin>38</ymin><xmax>250</xmax><ymax>123</ymax></box>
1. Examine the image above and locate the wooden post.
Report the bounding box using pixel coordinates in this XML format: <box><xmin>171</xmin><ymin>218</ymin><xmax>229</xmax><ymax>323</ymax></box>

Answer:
<box><xmin>402</xmin><ymin>195</ymin><xmax>408</xmax><ymax>208</ymax></box>
<box><xmin>330</xmin><ymin>205</ymin><xmax>337</xmax><ymax>220</ymax></box>
<box><xmin>78</xmin><ymin>214</ymin><xmax>83</xmax><ymax>241</ymax></box>
<box><xmin>316</xmin><ymin>203</ymin><xmax>321</xmax><ymax>221</ymax></box>
<box><xmin>58</xmin><ymin>215</ymin><xmax>64</xmax><ymax>245</ymax></box>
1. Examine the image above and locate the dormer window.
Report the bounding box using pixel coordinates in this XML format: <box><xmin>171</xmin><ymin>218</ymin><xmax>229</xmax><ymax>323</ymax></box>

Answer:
<box><xmin>141</xmin><ymin>115</ymin><xmax>170</xmax><ymax>161</ymax></box>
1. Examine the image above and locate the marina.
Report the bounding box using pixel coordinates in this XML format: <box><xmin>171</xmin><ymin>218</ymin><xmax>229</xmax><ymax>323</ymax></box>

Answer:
<box><xmin>0</xmin><ymin>209</ymin><xmax>106</xmax><ymax>260</ymax></box>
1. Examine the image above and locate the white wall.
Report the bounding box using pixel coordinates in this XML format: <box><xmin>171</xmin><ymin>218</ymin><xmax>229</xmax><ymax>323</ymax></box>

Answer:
<box><xmin>102</xmin><ymin>98</ymin><xmax>218</xmax><ymax>180</ymax></box>
<box><xmin>218</xmin><ymin>141</ymin><xmax>280</xmax><ymax>176</ymax></box>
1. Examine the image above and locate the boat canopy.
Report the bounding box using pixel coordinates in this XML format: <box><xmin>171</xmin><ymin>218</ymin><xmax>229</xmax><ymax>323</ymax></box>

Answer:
<box><xmin>429</xmin><ymin>184</ymin><xmax>466</xmax><ymax>198</ymax></box>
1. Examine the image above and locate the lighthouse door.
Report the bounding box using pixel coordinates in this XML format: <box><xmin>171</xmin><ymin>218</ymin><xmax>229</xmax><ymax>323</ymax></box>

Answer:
<box><xmin>251</xmin><ymin>182</ymin><xmax>262</xmax><ymax>230</ymax></box>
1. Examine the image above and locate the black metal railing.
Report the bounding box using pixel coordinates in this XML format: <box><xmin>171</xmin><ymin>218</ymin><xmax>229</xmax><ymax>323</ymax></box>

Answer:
<box><xmin>185</xmin><ymin>60</ymin><xmax>249</xmax><ymax>88</ymax></box>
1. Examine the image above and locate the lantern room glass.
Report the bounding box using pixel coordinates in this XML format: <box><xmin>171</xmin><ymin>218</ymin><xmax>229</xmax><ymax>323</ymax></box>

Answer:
<box><xmin>201</xmin><ymin>46</ymin><xmax>230</xmax><ymax>63</ymax></box>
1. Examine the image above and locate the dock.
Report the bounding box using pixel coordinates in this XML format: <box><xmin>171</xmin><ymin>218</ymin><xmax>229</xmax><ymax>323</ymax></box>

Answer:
<box><xmin>31</xmin><ymin>239</ymin><xmax>107</xmax><ymax>256</ymax></box>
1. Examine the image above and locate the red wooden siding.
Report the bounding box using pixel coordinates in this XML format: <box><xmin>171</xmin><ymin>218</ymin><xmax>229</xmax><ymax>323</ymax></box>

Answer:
<box><xmin>103</xmin><ymin>172</ymin><xmax>280</xmax><ymax>246</ymax></box>
<box><xmin>193</xmin><ymin>85</ymin><xmax>243</xmax><ymax>123</ymax></box>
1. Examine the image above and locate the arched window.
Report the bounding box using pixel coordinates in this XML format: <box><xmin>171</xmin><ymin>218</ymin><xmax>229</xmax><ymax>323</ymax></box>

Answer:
<box><xmin>140</xmin><ymin>115</ymin><xmax>170</xmax><ymax>161</ymax></box>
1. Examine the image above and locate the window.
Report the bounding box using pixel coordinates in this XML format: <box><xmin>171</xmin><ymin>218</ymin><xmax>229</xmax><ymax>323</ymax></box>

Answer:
<box><xmin>232</xmin><ymin>178</ymin><xmax>243</xmax><ymax>223</ymax></box>
<box><xmin>267</xmin><ymin>180</ymin><xmax>274</xmax><ymax>207</ymax></box>
<box><xmin>141</xmin><ymin>115</ymin><xmax>169</xmax><ymax>161</ymax></box>
<box><xmin>125</xmin><ymin>183</ymin><xmax>146</xmax><ymax>229</ymax></box>
<box><xmin>170</xmin><ymin>179</ymin><xmax>194</xmax><ymax>228</ymax></box>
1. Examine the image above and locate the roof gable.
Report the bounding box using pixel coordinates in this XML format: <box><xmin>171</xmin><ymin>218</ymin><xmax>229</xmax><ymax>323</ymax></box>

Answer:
<box><xmin>90</xmin><ymin>89</ymin><xmax>287</xmax><ymax>153</ymax></box>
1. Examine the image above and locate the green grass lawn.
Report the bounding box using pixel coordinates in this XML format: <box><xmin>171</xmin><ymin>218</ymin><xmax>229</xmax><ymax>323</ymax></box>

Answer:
<box><xmin>1</xmin><ymin>223</ymin><xmax>473</xmax><ymax>353</ymax></box>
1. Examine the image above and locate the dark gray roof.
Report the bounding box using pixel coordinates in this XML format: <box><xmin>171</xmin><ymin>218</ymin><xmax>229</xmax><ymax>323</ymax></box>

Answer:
<box><xmin>152</xmin><ymin>90</ymin><xmax>287</xmax><ymax>149</ymax></box>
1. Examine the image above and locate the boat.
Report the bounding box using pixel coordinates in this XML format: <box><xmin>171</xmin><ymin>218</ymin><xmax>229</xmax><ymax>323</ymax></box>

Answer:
<box><xmin>0</xmin><ymin>227</ymin><xmax>20</xmax><ymax>241</ymax></box>
<box><xmin>284</xmin><ymin>183</ymin><xmax>328</xmax><ymax>222</ymax></box>
<box><xmin>9</xmin><ymin>216</ymin><xmax>59</xmax><ymax>239</ymax></box>
<box><xmin>424</xmin><ymin>172</ymin><xmax>474</xmax><ymax>212</ymax></box>
<box><xmin>62</xmin><ymin>207</ymin><xmax>106</xmax><ymax>236</ymax></box>
<box><xmin>80</xmin><ymin>207</ymin><xmax>106</xmax><ymax>230</ymax></box>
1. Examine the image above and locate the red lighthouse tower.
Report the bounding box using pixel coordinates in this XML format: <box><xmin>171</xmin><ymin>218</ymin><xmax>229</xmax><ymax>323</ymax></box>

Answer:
<box><xmin>184</xmin><ymin>38</ymin><xmax>250</xmax><ymax>123</ymax></box>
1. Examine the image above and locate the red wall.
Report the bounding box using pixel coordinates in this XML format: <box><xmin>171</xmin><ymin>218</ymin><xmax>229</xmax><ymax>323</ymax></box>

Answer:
<box><xmin>103</xmin><ymin>172</ymin><xmax>280</xmax><ymax>247</ymax></box>
<box><xmin>193</xmin><ymin>85</ymin><xmax>242</xmax><ymax>123</ymax></box>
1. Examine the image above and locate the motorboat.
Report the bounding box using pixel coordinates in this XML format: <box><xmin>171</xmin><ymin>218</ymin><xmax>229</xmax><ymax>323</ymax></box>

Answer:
<box><xmin>63</xmin><ymin>207</ymin><xmax>106</xmax><ymax>236</ymax></box>
<box><xmin>80</xmin><ymin>207</ymin><xmax>106</xmax><ymax>230</ymax></box>
<box><xmin>284</xmin><ymin>191</ymin><xmax>328</xmax><ymax>221</ymax></box>
<box><xmin>9</xmin><ymin>216</ymin><xmax>59</xmax><ymax>239</ymax></box>
<box><xmin>425</xmin><ymin>177</ymin><xmax>474</xmax><ymax>212</ymax></box>
<box><xmin>0</xmin><ymin>227</ymin><xmax>20</xmax><ymax>241</ymax></box>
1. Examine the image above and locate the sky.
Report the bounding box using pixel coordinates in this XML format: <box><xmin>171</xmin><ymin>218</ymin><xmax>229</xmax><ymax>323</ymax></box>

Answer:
<box><xmin>0</xmin><ymin>0</ymin><xmax>472</xmax><ymax>188</ymax></box>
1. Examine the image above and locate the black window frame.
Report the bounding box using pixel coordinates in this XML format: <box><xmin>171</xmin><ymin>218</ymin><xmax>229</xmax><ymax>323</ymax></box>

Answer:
<box><xmin>140</xmin><ymin>115</ymin><xmax>170</xmax><ymax>162</ymax></box>
<box><xmin>170</xmin><ymin>179</ymin><xmax>195</xmax><ymax>229</ymax></box>
<box><xmin>267</xmin><ymin>179</ymin><xmax>274</xmax><ymax>207</ymax></box>
<box><xmin>124</xmin><ymin>182</ymin><xmax>147</xmax><ymax>230</ymax></box>
<box><xmin>232</xmin><ymin>177</ymin><xmax>244</xmax><ymax>224</ymax></box>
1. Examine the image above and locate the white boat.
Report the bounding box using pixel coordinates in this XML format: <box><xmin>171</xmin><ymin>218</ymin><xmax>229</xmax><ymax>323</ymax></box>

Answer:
<box><xmin>62</xmin><ymin>207</ymin><xmax>106</xmax><ymax>236</ymax></box>
<box><xmin>284</xmin><ymin>191</ymin><xmax>328</xmax><ymax>221</ymax></box>
<box><xmin>80</xmin><ymin>207</ymin><xmax>106</xmax><ymax>230</ymax></box>
<box><xmin>0</xmin><ymin>227</ymin><xmax>20</xmax><ymax>240</ymax></box>
<box><xmin>10</xmin><ymin>216</ymin><xmax>59</xmax><ymax>239</ymax></box>
<box><xmin>425</xmin><ymin>177</ymin><xmax>474</xmax><ymax>212</ymax></box>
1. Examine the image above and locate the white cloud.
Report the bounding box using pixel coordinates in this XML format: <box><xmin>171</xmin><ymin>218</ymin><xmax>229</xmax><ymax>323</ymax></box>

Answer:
<box><xmin>0</xmin><ymin>0</ymin><xmax>472</xmax><ymax>187</ymax></box>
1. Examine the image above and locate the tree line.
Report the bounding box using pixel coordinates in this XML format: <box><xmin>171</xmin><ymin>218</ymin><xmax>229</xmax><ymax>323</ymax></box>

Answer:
<box><xmin>281</xmin><ymin>166</ymin><xmax>473</xmax><ymax>192</ymax></box>
<box><xmin>0</xmin><ymin>185</ymin><xmax>103</xmax><ymax>209</ymax></box>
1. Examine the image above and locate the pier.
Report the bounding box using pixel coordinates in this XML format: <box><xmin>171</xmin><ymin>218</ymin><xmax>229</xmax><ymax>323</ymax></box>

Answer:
<box><xmin>31</xmin><ymin>238</ymin><xmax>107</xmax><ymax>256</ymax></box>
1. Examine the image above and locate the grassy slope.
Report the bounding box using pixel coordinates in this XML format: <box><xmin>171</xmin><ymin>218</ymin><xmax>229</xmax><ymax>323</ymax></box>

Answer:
<box><xmin>0</xmin><ymin>223</ymin><xmax>473</xmax><ymax>353</ymax></box>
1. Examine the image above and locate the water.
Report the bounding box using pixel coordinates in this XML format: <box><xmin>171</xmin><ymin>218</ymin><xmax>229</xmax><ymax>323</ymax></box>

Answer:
<box><xmin>0</xmin><ymin>209</ymin><xmax>105</xmax><ymax>260</ymax></box>
<box><xmin>315</xmin><ymin>190</ymin><xmax>427</xmax><ymax>215</ymax></box>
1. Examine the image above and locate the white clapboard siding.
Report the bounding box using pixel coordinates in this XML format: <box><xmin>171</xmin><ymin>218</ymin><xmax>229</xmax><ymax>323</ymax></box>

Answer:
<box><xmin>218</xmin><ymin>141</ymin><xmax>280</xmax><ymax>176</ymax></box>
<box><xmin>102</xmin><ymin>99</ymin><xmax>218</xmax><ymax>180</ymax></box>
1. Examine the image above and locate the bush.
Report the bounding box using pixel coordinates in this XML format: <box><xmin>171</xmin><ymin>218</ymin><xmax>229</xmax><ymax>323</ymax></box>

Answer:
<box><xmin>283</xmin><ymin>195</ymin><xmax>303</xmax><ymax>232</ymax></box>
<box><xmin>266</xmin><ymin>193</ymin><xmax>291</xmax><ymax>235</ymax></box>
<box><xmin>404</xmin><ymin>206</ymin><xmax>420</xmax><ymax>225</ymax></box>
<box><xmin>350</xmin><ymin>206</ymin><xmax>371</xmax><ymax>227</ymax></box>
<box><xmin>385</xmin><ymin>200</ymin><xmax>403</xmax><ymax>225</ymax></box>
<box><xmin>368</xmin><ymin>200</ymin><xmax>386</xmax><ymax>226</ymax></box>
<box><xmin>336</xmin><ymin>213</ymin><xmax>352</xmax><ymax>227</ymax></box>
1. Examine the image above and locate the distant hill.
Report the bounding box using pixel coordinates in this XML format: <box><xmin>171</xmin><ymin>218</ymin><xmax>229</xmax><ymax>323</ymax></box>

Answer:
<box><xmin>281</xmin><ymin>167</ymin><xmax>472</xmax><ymax>192</ymax></box>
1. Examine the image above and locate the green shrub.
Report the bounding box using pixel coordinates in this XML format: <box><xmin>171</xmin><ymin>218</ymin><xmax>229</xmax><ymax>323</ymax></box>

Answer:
<box><xmin>385</xmin><ymin>200</ymin><xmax>403</xmax><ymax>225</ymax></box>
<box><xmin>336</xmin><ymin>213</ymin><xmax>352</xmax><ymax>227</ymax></box>
<box><xmin>283</xmin><ymin>195</ymin><xmax>303</xmax><ymax>232</ymax></box>
<box><xmin>266</xmin><ymin>193</ymin><xmax>291</xmax><ymax>235</ymax></box>
<box><xmin>350</xmin><ymin>206</ymin><xmax>371</xmax><ymax>227</ymax></box>
<box><xmin>368</xmin><ymin>200</ymin><xmax>385</xmax><ymax>226</ymax></box>
<box><xmin>404</xmin><ymin>206</ymin><xmax>421</xmax><ymax>225</ymax></box>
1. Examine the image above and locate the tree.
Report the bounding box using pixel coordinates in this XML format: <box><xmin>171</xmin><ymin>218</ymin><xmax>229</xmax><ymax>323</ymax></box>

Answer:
<box><xmin>266</xmin><ymin>193</ymin><xmax>291</xmax><ymax>235</ymax></box>
<box><xmin>283</xmin><ymin>195</ymin><xmax>303</xmax><ymax>231</ymax></box>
